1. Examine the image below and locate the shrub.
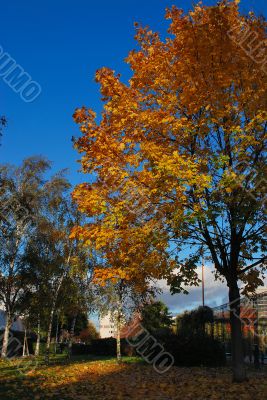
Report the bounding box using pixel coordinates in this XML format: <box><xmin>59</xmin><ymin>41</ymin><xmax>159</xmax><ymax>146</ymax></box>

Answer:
<box><xmin>71</xmin><ymin>344</ymin><xmax>91</xmax><ymax>355</ymax></box>
<box><xmin>158</xmin><ymin>332</ymin><xmax>226</xmax><ymax>367</ymax></box>
<box><xmin>72</xmin><ymin>332</ymin><xmax>225</xmax><ymax>367</ymax></box>
<box><xmin>71</xmin><ymin>338</ymin><xmax>136</xmax><ymax>357</ymax></box>
<box><xmin>89</xmin><ymin>338</ymin><xmax>116</xmax><ymax>356</ymax></box>
<box><xmin>176</xmin><ymin>306</ymin><xmax>214</xmax><ymax>336</ymax></box>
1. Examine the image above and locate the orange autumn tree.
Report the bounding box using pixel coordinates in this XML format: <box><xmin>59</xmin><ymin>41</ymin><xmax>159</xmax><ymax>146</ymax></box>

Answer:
<box><xmin>72</xmin><ymin>219</ymin><xmax>165</xmax><ymax>362</ymax></box>
<box><xmin>72</xmin><ymin>1</ymin><xmax>266</xmax><ymax>382</ymax></box>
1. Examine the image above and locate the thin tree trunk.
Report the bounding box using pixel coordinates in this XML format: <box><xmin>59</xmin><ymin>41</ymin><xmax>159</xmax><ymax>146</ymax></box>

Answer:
<box><xmin>45</xmin><ymin>272</ymin><xmax>66</xmax><ymax>364</ymax></box>
<box><xmin>54</xmin><ymin>314</ymin><xmax>59</xmax><ymax>354</ymax></box>
<box><xmin>116</xmin><ymin>309</ymin><xmax>122</xmax><ymax>363</ymax></box>
<box><xmin>44</xmin><ymin>250</ymin><xmax>72</xmax><ymax>364</ymax></box>
<box><xmin>116</xmin><ymin>282</ymin><xmax>123</xmax><ymax>363</ymax></box>
<box><xmin>68</xmin><ymin>314</ymin><xmax>77</xmax><ymax>358</ymax></box>
<box><xmin>116</xmin><ymin>300</ymin><xmax>122</xmax><ymax>363</ymax></box>
<box><xmin>45</xmin><ymin>309</ymin><xmax>54</xmax><ymax>365</ymax></box>
<box><xmin>1</xmin><ymin>312</ymin><xmax>12</xmax><ymax>358</ymax></box>
<box><xmin>23</xmin><ymin>328</ymin><xmax>27</xmax><ymax>356</ymax></box>
<box><xmin>229</xmin><ymin>282</ymin><xmax>247</xmax><ymax>382</ymax></box>
<box><xmin>35</xmin><ymin>315</ymin><xmax>41</xmax><ymax>357</ymax></box>
<box><xmin>2</xmin><ymin>240</ymin><xmax>20</xmax><ymax>359</ymax></box>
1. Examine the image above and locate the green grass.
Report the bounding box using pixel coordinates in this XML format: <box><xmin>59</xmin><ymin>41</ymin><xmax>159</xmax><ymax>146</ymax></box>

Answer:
<box><xmin>1</xmin><ymin>355</ymin><xmax>267</xmax><ymax>400</ymax></box>
<box><xmin>0</xmin><ymin>354</ymin><xmax>143</xmax><ymax>400</ymax></box>
<box><xmin>0</xmin><ymin>353</ymin><xmax>142</xmax><ymax>376</ymax></box>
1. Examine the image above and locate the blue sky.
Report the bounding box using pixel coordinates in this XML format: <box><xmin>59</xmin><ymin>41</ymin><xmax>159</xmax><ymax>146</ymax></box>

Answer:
<box><xmin>0</xmin><ymin>0</ymin><xmax>266</xmax><ymax>317</ymax></box>
<box><xmin>0</xmin><ymin>0</ymin><xmax>266</xmax><ymax>184</ymax></box>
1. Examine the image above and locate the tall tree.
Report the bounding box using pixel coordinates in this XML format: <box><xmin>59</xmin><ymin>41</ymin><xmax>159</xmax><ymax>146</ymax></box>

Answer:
<box><xmin>60</xmin><ymin>271</ymin><xmax>93</xmax><ymax>358</ymax></box>
<box><xmin>176</xmin><ymin>306</ymin><xmax>214</xmax><ymax>336</ymax></box>
<box><xmin>25</xmin><ymin>190</ymin><xmax>93</xmax><ymax>361</ymax></box>
<box><xmin>24</xmin><ymin>182</ymin><xmax>88</xmax><ymax>363</ymax></box>
<box><xmin>0</xmin><ymin>157</ymin><xmax>50</xmax><ymax>357</ymax></box>
<box><xmin>72</xmin><ymin>1</ymin><xmax>266</xmax><ymax>382</ymax></box>
<box><xmin>93</xmin><ymin>279</ymin><xmax>155</xmax><ymax>362</ymax></box>
<box><xmin>141</xmin><ymin>301</ymin><xmax>173</xmax><ymax>334</ymax></box>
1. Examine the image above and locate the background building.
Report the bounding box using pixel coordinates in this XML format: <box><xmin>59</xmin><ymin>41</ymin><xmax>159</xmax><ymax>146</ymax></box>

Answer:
<box><xmin>99</xmin><ymin>313</ymin><xmax>115</xmax><ymax>338</ymax></box>
<box><xmin>0</xmin><ymin>308</ymin><xmax>24</xmax><ymax>332</ymax></box>
<box><xmin>99</xmin><ymin>312</ymin><xmax>142</xmax><ymax>339</ymax></box>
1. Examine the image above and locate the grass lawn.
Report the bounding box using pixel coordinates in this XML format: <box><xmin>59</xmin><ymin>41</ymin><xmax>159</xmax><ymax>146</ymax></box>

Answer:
<box><xmin>0</xmin><ymin>355</ymin><xmax>267</xmax><ymax>399</ymax></box>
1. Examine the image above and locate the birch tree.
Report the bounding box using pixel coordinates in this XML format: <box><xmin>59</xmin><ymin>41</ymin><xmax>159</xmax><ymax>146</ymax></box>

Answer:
<box><xmin>0</xmin><ymin>157</ymin><xmax>50</xmax><ymax>358</ymax></box>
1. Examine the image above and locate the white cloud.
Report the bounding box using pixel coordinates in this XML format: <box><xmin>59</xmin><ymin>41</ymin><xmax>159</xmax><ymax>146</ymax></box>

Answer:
<box><xmin>158</xmin><ymin>265</ymin><xmax>267</xmax><ymax>316</ymax></box>
<box><xmin>157</xmin><ymin>265</ymin><xmax>228</xmax><ymax>316</ymax></box>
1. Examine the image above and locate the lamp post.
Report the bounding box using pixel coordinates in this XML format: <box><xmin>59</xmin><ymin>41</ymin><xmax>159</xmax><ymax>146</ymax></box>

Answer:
<box><xmin>202</xmin><ymin>255</ymin><xmax>205</xmax><ymax>307</ymax></box>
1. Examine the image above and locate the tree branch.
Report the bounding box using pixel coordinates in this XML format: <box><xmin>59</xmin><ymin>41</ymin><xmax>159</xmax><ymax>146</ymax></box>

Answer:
<box><xmin>238</xmin><ymin>256</ymin><xmax>267</xmax><ymax>275</ymax></box>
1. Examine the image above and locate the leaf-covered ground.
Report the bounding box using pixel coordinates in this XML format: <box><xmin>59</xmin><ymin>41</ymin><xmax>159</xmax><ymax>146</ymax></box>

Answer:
<box><xmin>1</xmin><ymin>356</ymin><xmax>266</xmax><ymax>400</ymax></box>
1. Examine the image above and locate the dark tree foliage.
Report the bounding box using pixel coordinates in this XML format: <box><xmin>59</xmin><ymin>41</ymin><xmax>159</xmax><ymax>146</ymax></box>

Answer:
<box><xmin>141</xmin><ymin>301</ymin><xmax>173</xmax><ymax>334</ymax></box>
<box><xmin>176</xmin><ymin>306</ymin><xmax>214</xmax><ymax>335</ymax></box>
<box><xmin>0</xmin><ymin>116</ymin><xmax>6</xmax><ymax>145</ymax></box>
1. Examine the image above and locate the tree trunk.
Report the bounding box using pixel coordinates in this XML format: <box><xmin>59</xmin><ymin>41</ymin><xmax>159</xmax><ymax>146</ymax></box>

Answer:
<box><xmin>45</xmin><ymin>271</ymin><xmax>66</xmax><ymax>364</ymax></box>
<box><xmin>68</xmin><ymin>314</ymin><xmax>77</xmax><ymax>359</ymax></box>
<box><xmin>35</xmin><ymin>315</ymin><xmax>41</xmax><ymax>357</ymax></box>
<box><xmin>23</xmin><ymin>328</ymin><xmax>27</xmax><ymax>356</ymax></box>
<box><xmin>116</xmin><ymin>312</ymin><xmax>121</xmax><ymax>363</ymax></box>
<box><xmin>1</xmin><ymin>312</ymin><xmax>12</xmax><ymax>358</ymax></box>
<box><xmin>45</xmin><ymin>309</ymin><xmax>54</xmax><ymax>365</ymax></box>
<box><xmin>228</xmin><ymin>282</ymin><xmax>247</xmax><ymax>382</ymax></box>
<box><xmin>54</xmin><ymin>314</ymin><xmax>59</xmax><ymax>354</ymax></box>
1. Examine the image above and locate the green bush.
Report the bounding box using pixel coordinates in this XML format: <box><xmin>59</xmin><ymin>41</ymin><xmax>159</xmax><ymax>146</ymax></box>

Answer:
<box><xmin>72</xmin><ymin>338</ymin><xmax>136</xmax><ymax>357</ymax></box>
<box><xmin>72</xmin><ymin>332</ymin><xmax>226</xmax><ymax>367</ymax></box>
<box><xmin>158</xmin><ymin>332</ymin><xmax>226</xmax><ymax>367</ymax></box>
<box><xmin>89</xmin><ymin>338</ymin><xmax>116</xmax><ymax>356</ymax></box>
<box><xmin>71</xmin><ymin>344</ymin><xmax>91</xmax><ymax>355</ymax></box>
